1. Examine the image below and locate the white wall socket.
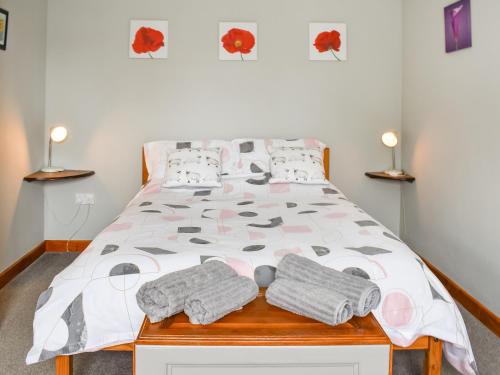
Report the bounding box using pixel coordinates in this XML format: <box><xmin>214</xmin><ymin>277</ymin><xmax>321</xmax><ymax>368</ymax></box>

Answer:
<box><xmin>75</xmin><ymin>193</ymin><xmax>95</xmax><ymax>205</ymax></box>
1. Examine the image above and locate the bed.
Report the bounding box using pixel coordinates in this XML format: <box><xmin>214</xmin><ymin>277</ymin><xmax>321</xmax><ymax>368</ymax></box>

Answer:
<box><xmin>28</xmin><ymin>139</ymin><xmax>477</xmax><ymax>375</ymax></box>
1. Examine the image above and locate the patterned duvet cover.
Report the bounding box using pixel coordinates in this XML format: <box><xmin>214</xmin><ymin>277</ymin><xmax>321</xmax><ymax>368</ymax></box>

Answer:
<box><xmin>28</xmin><ymin>177</ymin><xmax>477</xmax><ymax>374</ymax></box>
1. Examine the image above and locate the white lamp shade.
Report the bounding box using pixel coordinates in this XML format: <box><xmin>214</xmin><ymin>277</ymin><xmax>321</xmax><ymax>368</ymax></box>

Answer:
<box><xmin>50</xmin><ymin>126</ymin><xmax>68</xmax><ymax>143</ymax></box>
<box><xmin>381</xmin><ymin>132</ymin><xmax>398</xmax><ymax>148</ymax></box>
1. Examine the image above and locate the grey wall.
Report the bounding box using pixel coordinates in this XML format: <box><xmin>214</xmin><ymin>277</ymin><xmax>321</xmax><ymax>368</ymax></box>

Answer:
<box><xmin>402</xmin><ymin>0</ymin><xmax>500</xmax><ymax>314</ymax></box>
<box><xmin>43</xmin><ymin>0</ymin><xmax>403</xmax><ymax>240</ymax></box>
<box><xmin>0</xmin><ymin>0</ymin><xmax>47</xmax><ymax>272</ymax></box>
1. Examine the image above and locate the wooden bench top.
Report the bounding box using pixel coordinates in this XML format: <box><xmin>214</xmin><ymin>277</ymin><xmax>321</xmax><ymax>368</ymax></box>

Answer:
<box><xmin>136</xmin><ymin>290</ymin><xmax>390</xmax><ymax>346</ymax></box>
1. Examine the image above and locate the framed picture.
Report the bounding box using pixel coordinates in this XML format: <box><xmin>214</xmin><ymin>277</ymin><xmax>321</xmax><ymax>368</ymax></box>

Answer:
<box><xmin>309</xmin><ymin>23</ymin><xmax>347</xmax><ymax>61</ymax></box>
<box><xmin>219</xmin><ymin>22</ymin><xmax>257</xmax><ymax>61</ymax></box>
<box><xmin>129</xmin><ymin>20</ymin><xmax>168</xmax><ymax>59</ymax></box>
<box><xmin>0</xmin><ymin>8</ymin><xmax>9</xmax><ymax>51</ymax></box>
<box><xmin>444</xmin><ymin>0</ymin><xmax>472</xmax><ymax>53</ymax></box>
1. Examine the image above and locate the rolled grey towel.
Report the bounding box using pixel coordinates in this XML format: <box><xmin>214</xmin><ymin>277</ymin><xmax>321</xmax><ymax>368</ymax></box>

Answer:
<box><xmin>266</xmin><ymin>279</ymin><xmax>353</xmax><ymax>326</ymax></box>
<box><xmin>184</xmin><ymin>276</ymin><xmax>258</xmax><ymax>325</ymax></box>
<box><xmin>136</xmin><ymin>261</ymin><xmax>237</xmax><ymax>323</ymax></box>
<box><xmin>276</xmin><ymin>254</ymin><xmax>381</xmax><ymax>317</ymax></box>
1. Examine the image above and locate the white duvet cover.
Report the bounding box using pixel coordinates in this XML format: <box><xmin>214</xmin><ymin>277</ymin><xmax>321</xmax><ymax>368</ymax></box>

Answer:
<box><xmin>28</xmin><ymin>177</ymin><xmax>477</xmax><ymax>374</ymax></box>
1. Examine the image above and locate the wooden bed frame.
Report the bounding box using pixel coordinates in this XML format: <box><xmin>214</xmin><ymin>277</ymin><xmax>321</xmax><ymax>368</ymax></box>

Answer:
<box><xmin>55</xmin><ymin>147</ymin><xmax>443</xmax><ymax>375</ymax></box>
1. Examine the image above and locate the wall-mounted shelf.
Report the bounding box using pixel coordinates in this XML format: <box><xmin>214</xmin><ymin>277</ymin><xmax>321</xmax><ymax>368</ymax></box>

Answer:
<box><xmin>365</xmin><ymin>171</ymin><xmax>415</xmax><ymax>183</ymax></box>
<box><xmin>24</xmin><ymin>170</ymin><xmax>95</xmax><ymax>182</ymax></box>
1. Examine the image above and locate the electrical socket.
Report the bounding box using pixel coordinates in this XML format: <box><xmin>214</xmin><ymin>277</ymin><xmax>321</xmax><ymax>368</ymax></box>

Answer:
<box><xmin>75</xmin><ymin>193</ymin><xmax>95</xmax><ymax>205</ymax></box>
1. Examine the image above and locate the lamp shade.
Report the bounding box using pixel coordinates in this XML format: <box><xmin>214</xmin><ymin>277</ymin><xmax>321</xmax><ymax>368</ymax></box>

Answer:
<box><xmin>50</xmin><ymin>126</ymin><xmax>68</xmax><ymax>143</ymax></box>
<box><xmin>381</xmin><ymin>132</ymin><xmax>398</xmax><ymax>148</ymax></box>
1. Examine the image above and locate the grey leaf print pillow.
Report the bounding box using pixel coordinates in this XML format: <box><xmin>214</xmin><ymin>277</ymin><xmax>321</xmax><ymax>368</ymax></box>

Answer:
<box><xmin>163</xmin><ymin>148</ymin><xmax>222</xmax><ymax>188</ymax></box>
<box><xmin>269</xmin><ymin>147</ymin><xmax>328</xmax><ymax>185</ymax></box>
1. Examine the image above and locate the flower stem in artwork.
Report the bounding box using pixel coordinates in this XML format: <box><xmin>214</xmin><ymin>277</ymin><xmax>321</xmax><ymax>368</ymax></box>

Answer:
<box><xmin>240</xmin><ymin>52</ymin><xmax>244</xmax><ymax>61</ymax></box>
<box><xmin>329</xmin><ymin>48</ymin><xmax>341</xmax><ymax>61</ymax></box>
<box><xmin>148</xmin><ymin>52</ymin><xmax>153</xmax><ymax>59</ymax></box>
<box><xmin>451</xmin><ymin>5</ymin><xmax>464</xmax><ymax>51</ymax></box>
<box><xmin>314</xmin><ymin>30</ymin><xmax>342</xmax><ymax>61</ymax></box>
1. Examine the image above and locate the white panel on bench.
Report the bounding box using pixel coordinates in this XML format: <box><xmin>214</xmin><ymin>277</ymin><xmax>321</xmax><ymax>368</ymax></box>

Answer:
<box><xmin>136</xmin><ymin>345</ymin><xmax>390</xmax><ymax>375</ymax></box>
<box><xmin>167</xmin><ymin>364</ymin><xmax>355</xmax><ymax>375</ymax></box>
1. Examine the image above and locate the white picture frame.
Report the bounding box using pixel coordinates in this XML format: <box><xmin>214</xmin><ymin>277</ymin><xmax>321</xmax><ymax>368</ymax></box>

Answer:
<box><xmin>129</xmin><ymin>20</ymin><xmax>168</xmax><ymax>59</ymax></box>
<box><xmin>309</xmin><ymin>23</ymin><xmax>347</xmax><ymax>61</ymax></box>
<box><xmin>219</xmin><ymin>22</ymin><xmax>258</xmax><ymax>61</ymax></box>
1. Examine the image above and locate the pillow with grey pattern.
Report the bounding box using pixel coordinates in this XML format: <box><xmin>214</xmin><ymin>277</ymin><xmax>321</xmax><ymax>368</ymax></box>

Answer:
<box><xmin>269</xmin><ymin>147</ymin><xmax>328</xmax><ymax>185</ymax></box>
<box><xmin>163</xmin><ymin>148</ymin><xmax>222</xmax><ymax>188</ymax></box>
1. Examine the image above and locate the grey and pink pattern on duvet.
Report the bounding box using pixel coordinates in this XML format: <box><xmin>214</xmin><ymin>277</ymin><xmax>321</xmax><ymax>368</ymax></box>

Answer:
<box><xmin>28</xmin><ymin>177</ymin><xmax>476</xmax><ymax>374</ymax></box>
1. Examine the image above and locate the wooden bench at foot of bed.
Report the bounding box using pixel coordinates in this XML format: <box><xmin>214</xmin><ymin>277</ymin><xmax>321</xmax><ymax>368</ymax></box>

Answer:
<box><xmin>55</xmin><ymin>291</ymin><xmax>442</xmax><ymax>375</ymax></box>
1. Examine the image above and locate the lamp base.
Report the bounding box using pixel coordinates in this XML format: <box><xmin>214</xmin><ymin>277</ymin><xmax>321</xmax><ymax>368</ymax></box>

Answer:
<box><xmin>41</xmin><ymin>167</ymin><xmax>65</xmax><ymax>173</ymax></box>
<box><xmin>384</xmin><ymin>169</ymin><xmax>403</xmax><ymax>177</ymax></box>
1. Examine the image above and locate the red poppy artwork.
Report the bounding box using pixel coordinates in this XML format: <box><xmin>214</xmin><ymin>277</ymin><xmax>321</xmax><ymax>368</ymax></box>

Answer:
<box><xmin>129</xmin><ymin>20</ymin><xmax>168</xmax><ymax>59</ymax></box>
<box><xmin>219</xmin><ymin>22</ymin><xmax>257</xmax><ymax>61</ymax></box>
<box><xmin>309</xmin><ymin>23</ymin><xmax>347</xmax><ymax>61</ymax></box>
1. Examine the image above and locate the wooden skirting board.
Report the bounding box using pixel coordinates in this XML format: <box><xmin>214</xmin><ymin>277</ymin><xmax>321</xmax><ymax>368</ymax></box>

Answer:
<box><xmin>1</xmin><ymin>240</ymin><xmax>498</xmax><ymax>337</ymax></box>
<box><xmin>0</xmin><ymin>241</ymin><xmax>46</xmax><ymax>289</ymax></box>
<box><xmin>45</xmin><ymin>240</ymin><xmax>92</xmax><ymax>252</ymax></box>
<box><xmin>422</xmin><ymin>257</ymin><xmax>499</xmax><ymax>336</ymax></box>
<box><xmin>0</xmin><ymin>240</ymin><xmax>91</xmax><ymax>288</ymax></box>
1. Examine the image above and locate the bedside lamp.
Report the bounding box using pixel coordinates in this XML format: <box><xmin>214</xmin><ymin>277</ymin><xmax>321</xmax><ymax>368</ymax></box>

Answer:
<box><xmin>41</xmin><ymin>125</ymin><xmax>68</xmax><ymax>173</ymax></box>
<box><xmin>381</xmin><ymin>131</ymin><xmax>402</xmax><ymax>177</ymax></box>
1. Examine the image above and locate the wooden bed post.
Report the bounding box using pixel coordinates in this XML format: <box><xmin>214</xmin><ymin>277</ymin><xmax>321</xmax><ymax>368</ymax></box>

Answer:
<box><xmin>424</xmin><ymin>337</ymin><xmax>442</xmax><ymax>375</ymax></box>
<box><xmin>324</xmin><ymin>147</ymin><xmax>330</xmax><ymax>180</ymax></box>
<box><xmin>142</xmin><ymin>148</ymin><xmax>149</xmax><ymax>186</ymax></box>
<box><xmin>55</xmin><ymin>355</ymin><xmax>73</xmax><ymax>375</ymax></box>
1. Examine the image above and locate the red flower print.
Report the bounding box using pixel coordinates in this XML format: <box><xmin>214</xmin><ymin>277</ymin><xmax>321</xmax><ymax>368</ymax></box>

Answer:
<box><xmin>221</xmin><ymin>28</ymin><xmax>255</xmax><ymax>61</ymax></box>
<box><xmin>314</xmin><ymin>30</ymin><xmax>342</xmax><ymax>61</ymax></box>
<box><xmin>132</xmin><ymin>27</ymin><xmax>165</xmax><ymax>58</ymax></box>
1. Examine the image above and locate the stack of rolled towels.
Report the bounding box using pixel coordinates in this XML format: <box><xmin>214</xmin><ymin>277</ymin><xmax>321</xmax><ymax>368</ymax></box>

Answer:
<box><xmin>136</xmin><ymin>260</ymin><xmax>258</xmax><ymax>324</ymax></box>
<box><xmin>266</xmin><ymin>254</ymin><xmax>381</xmax><ymax>326</ymax></box>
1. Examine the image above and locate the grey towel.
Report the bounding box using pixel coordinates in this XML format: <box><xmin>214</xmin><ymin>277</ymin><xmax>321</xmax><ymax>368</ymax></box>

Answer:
<box><xmin>266</xmin><ymin>279</ymin><xmax>353</xmax><ymax>326</ymax></box>
<box><xmin>136</xmin><ymin>261</ymin><xmax>237</xmax><ymax>323</ymax></box>
<box><xmin>276</xmin><ymin>254</ymin><xmax>381</xmax><ymax>317</ymax></box>
<box><xmin>184</xmin><ymin>276</ymin><xmax>258</xmax><ymax>325</ymax></box>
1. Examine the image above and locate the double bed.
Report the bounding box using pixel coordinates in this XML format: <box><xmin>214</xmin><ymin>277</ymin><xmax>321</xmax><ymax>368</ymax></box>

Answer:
<box><xmin>28</xmin><ymin>140</ymin><xmax>477</xmax><ymax>375</ymax></box>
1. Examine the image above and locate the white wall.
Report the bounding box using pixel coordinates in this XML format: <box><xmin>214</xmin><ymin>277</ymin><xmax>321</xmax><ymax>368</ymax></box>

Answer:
<box><xmin>43</xmin><ymin>0</ymin><xmax>403</xmax><ymax>240</ymax></box>
<box><xmin>402</xmin><ymin>0</ymin><xmax>500</xmax><ymax>314</ymax></box>
<box><xmin>0</xmin><ymin>0</ymin><xmax>47</xmax><ymax>272</ymax></box>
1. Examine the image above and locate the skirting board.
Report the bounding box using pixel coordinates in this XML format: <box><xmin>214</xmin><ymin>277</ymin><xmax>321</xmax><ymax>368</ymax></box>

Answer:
<box><xmin>45</xmin><ymin>240</ymin><xmax>92</xmax><ymax>252</ymax></box>
<box><xmin>422</xmin><ymin>257</ymin><xmax>499</xmax><ymax>337</ymax></box>
<box><xmin>0</xmin><ymin>240</ymin><xmax>91</xmax><ymax>289</ymax></box>
<box><xmin>0</xmin><ymin>241</ymin><xmax>46</xmax><ymax>289</ymax></box>
<box><xmin>1</xmin><ymin>240</ymin><xmax>498</xmax><ymax>336</ymax></box>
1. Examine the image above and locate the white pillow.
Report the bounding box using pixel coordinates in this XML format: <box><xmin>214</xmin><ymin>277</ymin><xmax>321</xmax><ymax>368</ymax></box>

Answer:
<box><xmin>268</xmin><ymin>138</ymin><xmax>326</xmax><ymax>152</ymax></box>
<box><xmin>231</xmin><ymin>139</ymin><xmax>270</xmax><ymax>177</ymax></box>
<box><xmin>144</xmin><ymin>140</ymin><xmax>238</xmax><ymax>180</ymax></box>
<box><xmin>163</xmin><ymin>148</ymin><xmax>222</xmax><ymax>188</ymax></box>
<box><xmin>269</xmin><ymin>147</ymin><xmax>328</xmax><ymax>185</ymax></box>
<box><xmin>231</xmin><ymin>138</ymin><xmax>326</xmax><ymax>177</ymax></box>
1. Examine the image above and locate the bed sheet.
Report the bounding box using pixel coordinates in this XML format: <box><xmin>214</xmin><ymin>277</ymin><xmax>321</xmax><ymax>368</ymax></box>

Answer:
<box><xmin>28</xmin><ymin>177</ymin><xmax>477</xmax><ymax>374</ymax></box>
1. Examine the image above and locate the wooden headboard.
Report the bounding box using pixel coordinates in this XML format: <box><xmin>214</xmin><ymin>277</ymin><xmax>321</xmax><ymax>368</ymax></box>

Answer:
<box><xmin>142</xmin><ymin>147</ymin><xmax>330</xmax><ymax>185</ymax></box>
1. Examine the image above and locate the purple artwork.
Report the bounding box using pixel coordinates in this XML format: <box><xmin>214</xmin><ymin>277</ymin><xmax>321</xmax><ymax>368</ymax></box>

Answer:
<box><xmin>444</xmin><ymin>0</ymin><xmax>472</xmax><ymax>53</ymax></box>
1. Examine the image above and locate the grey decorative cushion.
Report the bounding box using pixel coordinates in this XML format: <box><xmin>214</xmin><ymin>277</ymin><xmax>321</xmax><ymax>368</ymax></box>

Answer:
<box><xmin>269</xmin><ymin>147</ymin><xmax>328</xmax><ymax>184</ymax></box>
<box><xmin>163</xmin><ymin>148</ymin><xmax>222</xmax><ymax>188</ymax></box>
<box><xmin>144</xmin><ymin>140</ymin><xmax>238</xmax><ymax>180</ymax></box>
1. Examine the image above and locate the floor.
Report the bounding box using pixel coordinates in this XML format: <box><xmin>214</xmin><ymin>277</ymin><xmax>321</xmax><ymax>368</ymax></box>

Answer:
<box><xmin>0</xmin><ymin>253</ymin><xmax>498</xmax><ymax>375</ymax></box>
